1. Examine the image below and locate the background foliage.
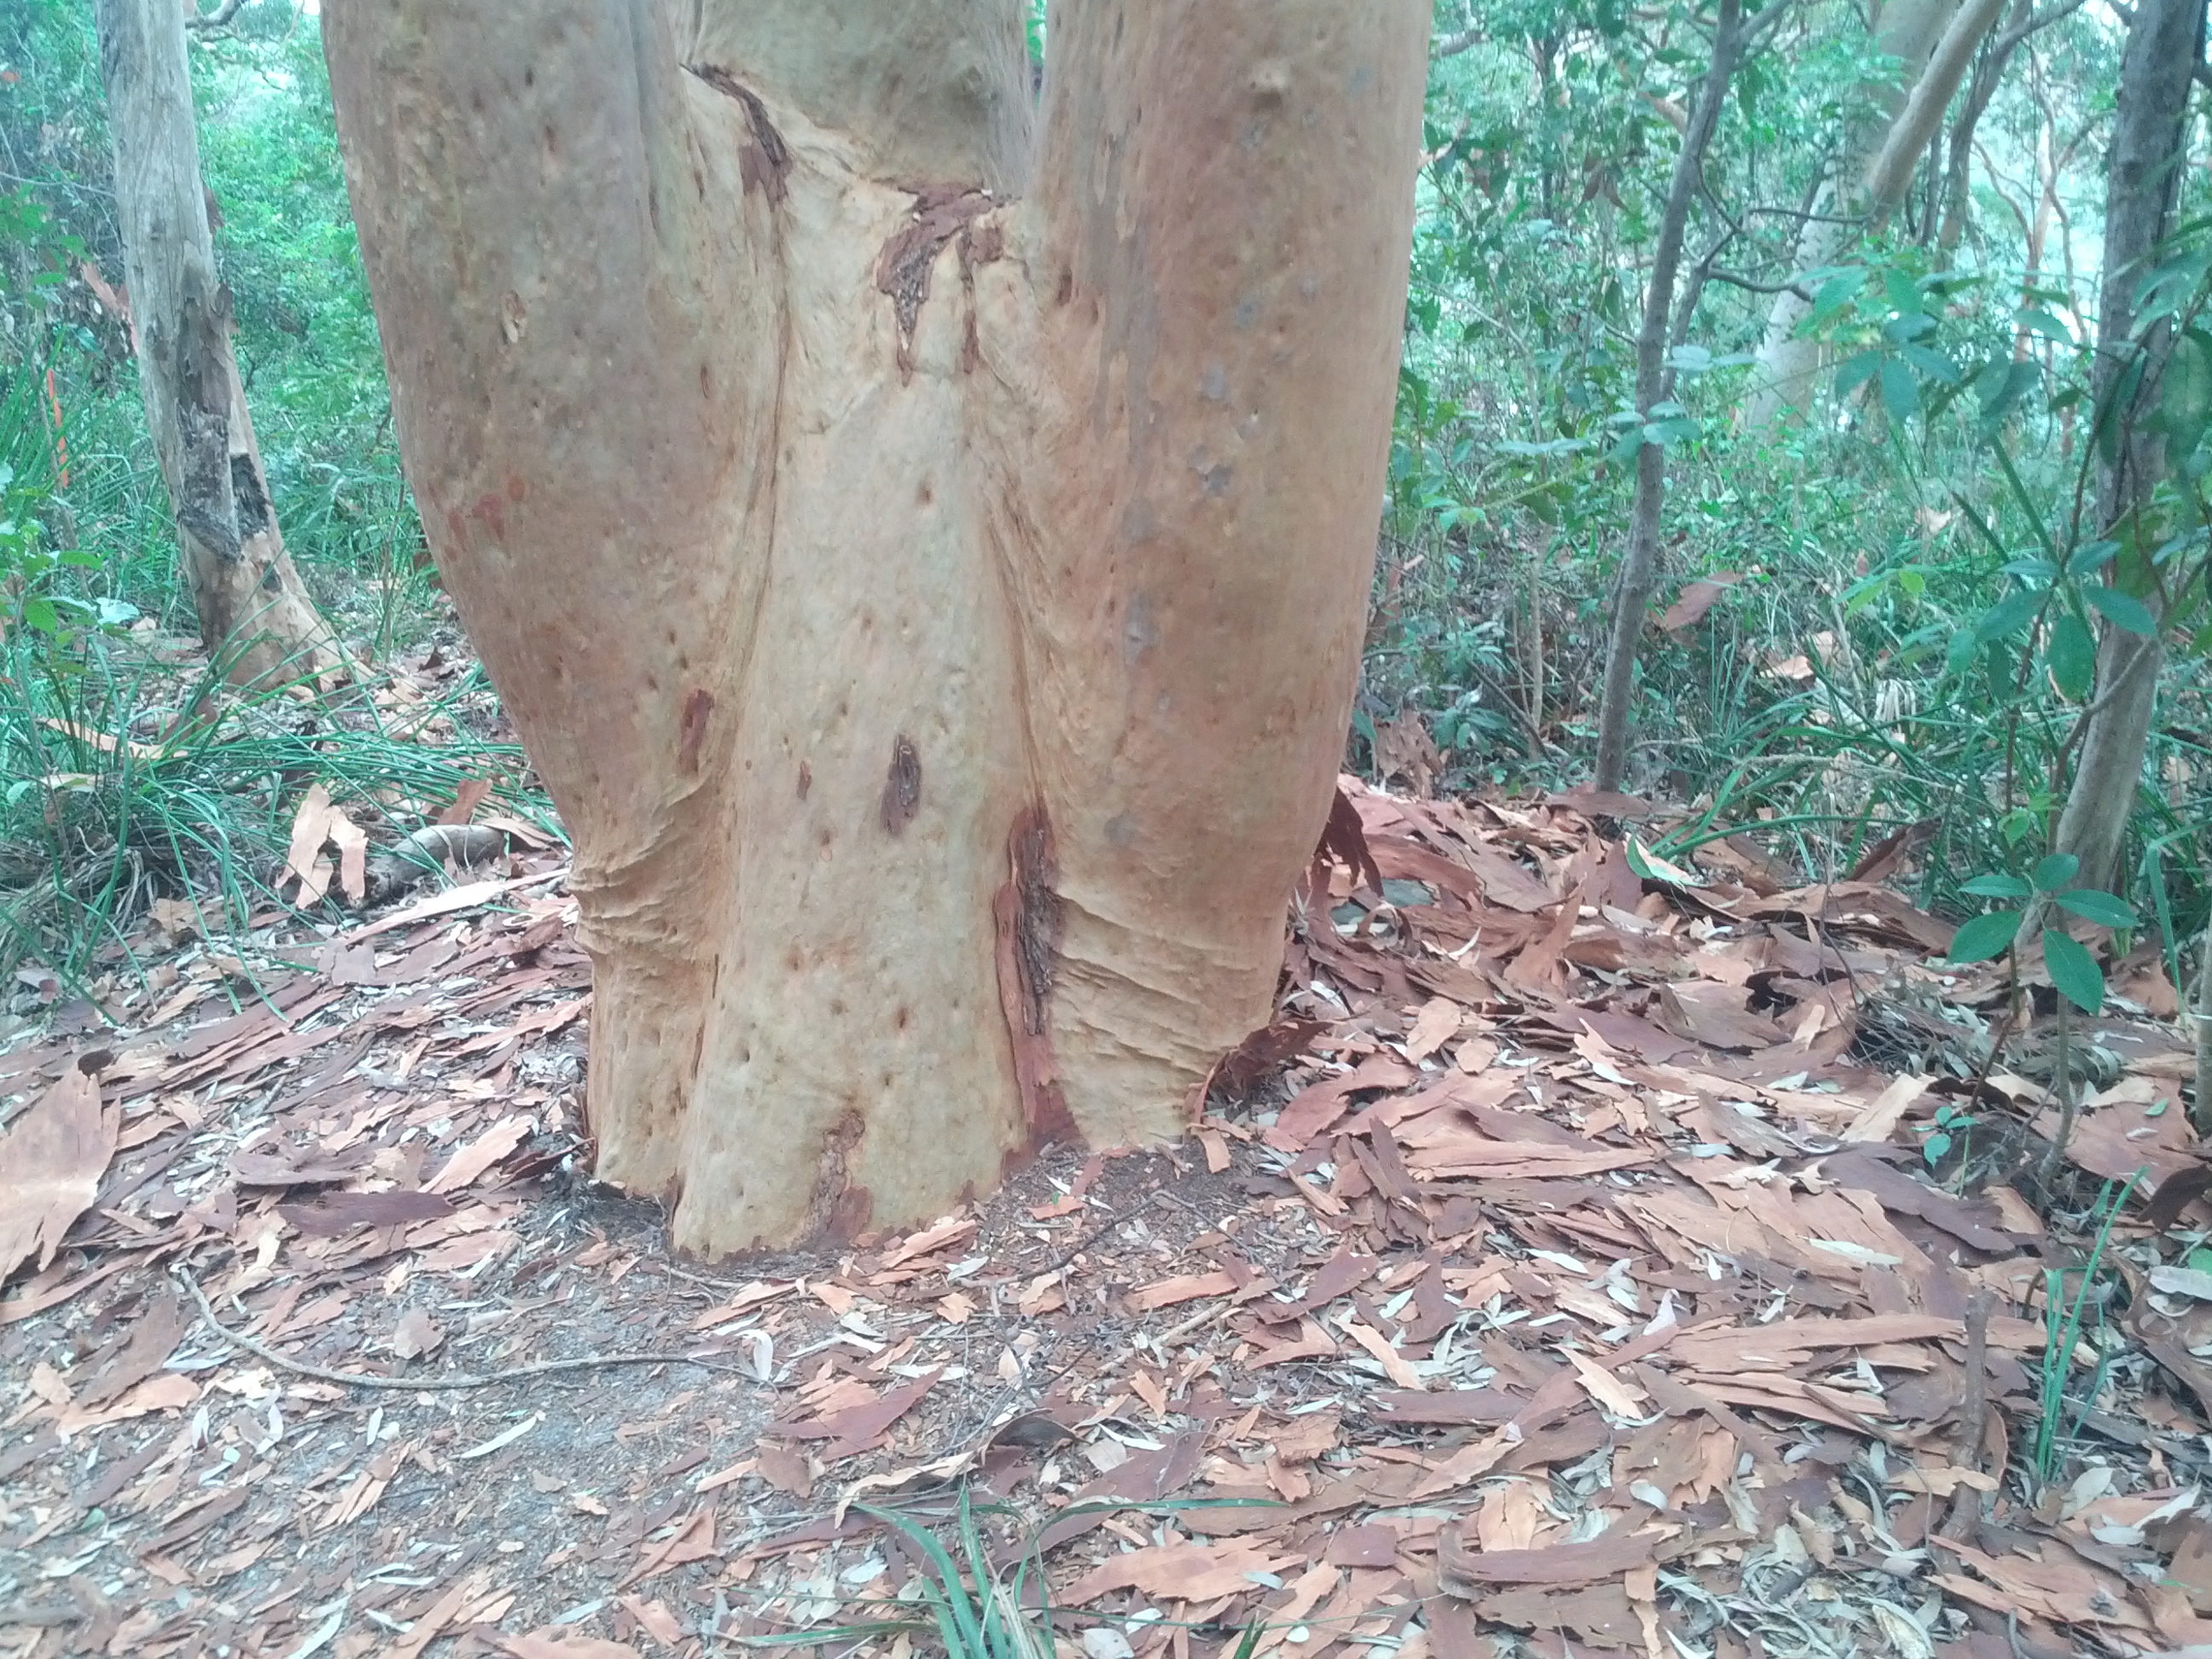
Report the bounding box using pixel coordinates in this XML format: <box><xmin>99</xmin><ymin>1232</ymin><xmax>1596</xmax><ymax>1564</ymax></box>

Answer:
<box><xmin>0</xmin><ymin>0</ymin><xmax>2205</xmax><ymax>1008</ymax></box>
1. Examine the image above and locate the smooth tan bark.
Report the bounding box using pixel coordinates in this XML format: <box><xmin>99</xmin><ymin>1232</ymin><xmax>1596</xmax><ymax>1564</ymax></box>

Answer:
<box><xmin>1739</xmin><ymin>0</ymin><xmax>1961</xmax><ymax>432</ymax></box>
<box><xmin>2045</xmin><ymin>0</ymin><xmax>2204</xmax><ymax>898</ymax></box>
<box><xmin>96</xmin><ymin>0</ymin><xmax>343</xmax><ymax>688</ymax></box>
<box><xmin>1862</xmin><ymin>0</ymin><xmax>2007</xmax><ymax>219</ymax></box>
<box><xmin>323</xmin><ymin>0</ymin><xmax>1429</xmax><ymax>1254</ymax></box>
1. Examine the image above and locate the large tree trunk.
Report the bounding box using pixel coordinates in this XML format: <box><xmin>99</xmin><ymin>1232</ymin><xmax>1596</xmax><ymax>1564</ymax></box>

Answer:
<box><xmin>323</xmin><ymin>1</ymin><xmax>1429</xmax><ymax>1254</ymax></box>
<box><xmin>2046</xmin><ymin>0</ymin><xmax>2205</xmax><ymax>894</ymax></box>
<box><xmin>1592</xmin><ymin>0</ymin><xmax>1743</xmax><ymax>795</ymax></box>
<box><xmin>96</xmin><ymin>0</ymin><xmax>343</xmax><ymax>690</ymax></box>
<box><xmin>1738</xmin><ymin>0</ymin><xmax>1963</xmax><ymax>433</ymax></box>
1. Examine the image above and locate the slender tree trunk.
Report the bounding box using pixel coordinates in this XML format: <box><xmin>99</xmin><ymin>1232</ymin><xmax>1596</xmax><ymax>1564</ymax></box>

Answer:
<box><xmin>1739</xmin><ymin>0</ymin><xmax>1964</xmax><ymax>432</ymax></box>
<box><xmin>96</xmin><ymin>0</ymin><xmax>343</xmax><ymax>689</ymax></box>
<box><xmin>1592</xmin><ymin>0</ymin><xmax>1743</xmax><ymax>795</ymax></box>
<box><xmin>323</xmin><ymin>0</ymin><xmax>1429</xmax><ymax>1254</ymax></box>
<box><xmin>2196</xmin><ymin>905</ymin><xmax>2212</xmax><ymax>1134</ymax></box>
<box><xmin>1864</xmin><ymin>0</ymin><xmax>2008</xmax><ymax>222</ymax></box>
<box><xmin>1935</xmin><ymin>0</ymin><xmax>2088</xmax><ymax>253</ymax></box>
<box><xmin>2046</xmin><ymin>0</ymin><xmax>2205</xmax><ymax>894</ymax></box>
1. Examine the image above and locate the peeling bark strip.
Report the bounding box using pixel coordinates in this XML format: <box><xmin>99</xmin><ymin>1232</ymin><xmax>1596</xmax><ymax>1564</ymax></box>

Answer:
<box><xmin>677</xmin><ymin>689</ymin><xmax>715</xmax><ymax>774</ymax></box>
<box><xmin>880</xmin><ymin>735</ymin><xmax>922</xmax><ymax>834</ymax></box>
<box><xmin>993</xmin><ymin>807</ymin><xmax>1075</xmax><ymax>1149</ymax></box>
<box><xmin>683</xmin><ymin>64</ymin><xmax>789</xmax><ymax>201</ymax></box>
<box><xmin>875</xmin><ymin>186</ymin><xmax>993</xmax><ymax>376</ymax></box>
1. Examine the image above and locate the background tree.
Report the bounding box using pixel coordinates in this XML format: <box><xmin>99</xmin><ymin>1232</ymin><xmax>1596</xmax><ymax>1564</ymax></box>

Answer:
<box><xmin>95</xmin><ymin>0</ymin><xmax>341</xmax><ymax>687</ymax></box>
<box><xmin>2042</xmin><ymin>0</ymin><xmax>2209</xmax><ymax>895</ymax></box>
<box><xmin>1592</xmin><ymin>0</ymin><xmax>1748</xmax><ymax>794</ymax></box>
<box><xmin>1739</xmin><ymin>0</ymin><xmax>1972</xmax><ymax>430</ymax></box>
<box><xmin>322</xmin><ymin>1</ymin><xmax>1430</xmax><ymax>1254</ymax></box>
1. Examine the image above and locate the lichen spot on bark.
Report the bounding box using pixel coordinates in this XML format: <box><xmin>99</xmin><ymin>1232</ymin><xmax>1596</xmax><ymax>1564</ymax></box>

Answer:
<box><xmin>881</xmin><ymin>735</ymin><xmax>922</xmax><ymax>835</ymax></box>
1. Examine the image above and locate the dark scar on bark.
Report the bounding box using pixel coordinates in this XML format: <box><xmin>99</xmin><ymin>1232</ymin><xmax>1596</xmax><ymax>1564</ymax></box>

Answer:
<box><xmin>797</xmin><ymin>760</ymin><xmax>812</xmax><ymax>800</ymax></box>
<box><xmin>683</xmin><ymin>64</ymin><xmax>789</xmax><ymax>201</ymax></box>
<box><xmin>1010</xmin><ymin>811</ymin><xmax>1062</xmax><ymax>1034</ymax></box>
<box><xmin>881</xmin><ymin>735</ymin><xmax>921</xmax><ymax>834</ymax></box>
<box><xmin>803</xmin><ymin>1110</ymin><xmax>872</xmax><ymax>1243</ymax></box>
<box><xmin>993</xmin><ymin>806</ymin><xmax>1077</xmax><ymax>1148</ymax></box>
<box><xmin>678</xmin><ymin>689</ymin><xmax>714</xmax><ymax>774</ymax></box>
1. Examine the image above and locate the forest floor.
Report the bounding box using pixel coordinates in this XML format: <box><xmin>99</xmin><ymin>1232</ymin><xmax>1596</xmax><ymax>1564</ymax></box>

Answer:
<box><xmin>2</xmin><ymin>779</ymin><xmax>2209</xmax><ymax>1659</ymax></box>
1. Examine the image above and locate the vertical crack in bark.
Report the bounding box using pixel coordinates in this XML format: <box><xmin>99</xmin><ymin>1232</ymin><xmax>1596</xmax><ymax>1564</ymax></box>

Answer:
<box><xmin>801</xmin><ymin>1109</ymin><xmax>872</xmax><ymax>1243</ymax></box>
<box><xmin>992</xmin><ymin>806</ymin><xmax>1077</xmax><ymax>1148</ymax></box>
<box><xmin>880</xmin><ymin>734</ymin><xmax>922</xmax><ymax>834</ymax></box>
<box><xmin>874</xmin><ymin>186</ymin><xmax>993</xmax><ymax>381</ymax></box>
<box><xmin>682</xmin><ymin>64</ymin><xmax>789</xmax><ymax>201</ymax></box>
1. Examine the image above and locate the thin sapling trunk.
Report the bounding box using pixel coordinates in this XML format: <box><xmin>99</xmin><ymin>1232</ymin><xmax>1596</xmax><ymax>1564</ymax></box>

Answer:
<box><xmin>1592</xmin><ymin>0</ymin><xmax>1743</xmax><ymax>796</ymax></box>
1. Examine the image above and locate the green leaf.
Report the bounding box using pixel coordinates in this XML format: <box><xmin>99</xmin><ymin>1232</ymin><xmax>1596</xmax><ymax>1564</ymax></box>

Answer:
<box><xmin>2158</xmin><ymin>327</ymin><xmax>2212</xmax><ymax>457</ymax></box>
<box><xmin>2083</xmin><ymin>584</ymin><xmax>2158</xmax><ymax>635</ymax></box>
<box><xmin>1835</xmin><ymin>352</ymin><xmax>1883</xmax><ymax>400</ymax></box>
<box><xmin>1949</xmin><ymin>911</ymin><xmax>2022</xmax><ymax>963</ymax></box>
<box><xmin>2066</xmin><ymin>539</ymin><xmax>2121</xmax><ymax>578</ymax></box>
<box><xmin>1899</xmin><ymin>342</ymin><xmax>1959</xmax><ymax>384</ymax></box>
<box><xmin>1807</xmin><ymin>269</ymin><xmax>1867</xmax><ymax>330</ymax></box>
<box><xmin>1975</xmin><ymin>590</ymin><xmax>2041</xmax><ymax>643</ymax></box>
<box><xmin>2031</xmin><ymin>853</ymin><xmax>2081</xmax><ymax>892</ymax></box>
<box><xmin>2042</xmin><ymin>928</ymin><xmax>2104</xmax><ymax>1012</ymax></box>
<box><xmin>1961</xmin><ymin>872</ymin><xmax>2033</xmax><ymax>899</ymax></box>
<box><xmin>1880</xmin><ymin>358</ymin><xmax>1919</xmax><ymax>422</ymax></box>
<box><xmin>2015</xmin><ymin>307</ymin><xmax>2074</xmax><ymax>346</ymax></box>
<box><xmin>2054</xmin><ymin>888</ymin><xmax>2136</xmax><ymax>927</ymax></box>
<box><xmin>2046</xmin><ymin>611</ymin><xmax>2096</xmax><ymax>700</ymax></box>
<box><xmin>1976</xmin><ymin>358</ymin><xmax>2040</xmax><ymax>428</ymax></box>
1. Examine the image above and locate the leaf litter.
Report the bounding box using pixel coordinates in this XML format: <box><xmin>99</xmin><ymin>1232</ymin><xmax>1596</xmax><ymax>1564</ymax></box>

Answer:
<box><xmin>2</xmin><ymin>776</ymin><xmax>2210</xmax><ymax>1656</ymax></box>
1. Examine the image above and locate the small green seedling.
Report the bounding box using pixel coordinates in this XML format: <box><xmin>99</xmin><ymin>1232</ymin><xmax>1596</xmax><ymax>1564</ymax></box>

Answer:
<box><xmin>1946</xmin><ymin>853</ymin><xmax>2134</xmax><ymax>1012</ymax></box>
<box><xmin>1921</xmin><ymin>1102</ymin><xmax>1975</xmax><ymax>1168</ymax></box>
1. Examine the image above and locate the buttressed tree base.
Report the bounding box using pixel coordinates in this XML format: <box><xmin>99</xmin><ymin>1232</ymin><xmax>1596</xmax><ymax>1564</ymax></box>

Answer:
<box><xmin>323</xmin><ymin>1</ymin><xmax>1429</xmax><ymax>1254</ymax></box>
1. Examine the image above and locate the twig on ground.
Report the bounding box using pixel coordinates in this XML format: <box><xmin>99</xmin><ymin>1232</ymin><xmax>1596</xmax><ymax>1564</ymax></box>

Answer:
<box><xmin>2192</xmin><ymin>911</ymin><xmax>2210</xmax><ymax>1136</ymax></box>
<box><xmin>1028</xmin><ymin>1185</ymin><xmax>1173</xmax><ymax>1278</ymax></box>
<box><xmin>1943</xmin><ymin>1288</ymin><xmax>1993</xmax><ymax>1539</ymax></box>
<box><xmin>174</xmin><ymin>1260</ymin><xmax>748</xmax><ymax>1392</ymax></box>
